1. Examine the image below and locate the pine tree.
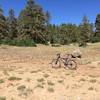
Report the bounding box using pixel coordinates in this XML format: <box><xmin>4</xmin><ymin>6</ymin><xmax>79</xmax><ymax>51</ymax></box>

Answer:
<box><xmin>6</xmin><ymin>9</ymin><xmax>17</xmax><ymax>39</ymax></box>
<box><xmin>79</xmin><ymin>16</ymin><xmax>91</xmax><ymax>46</ymax></box>
<box><xmin>18</xmin><ymin>0</ymin><xmax>48</xmax><ymax>43</ymax></box>
<box><xmin>95</xmin><ymin>14</ymin><xmax>100</xmax><ymax>42</ymax></box>
<box><xmin>47</xmin><ymin>24</ymin><xmax>60</xmax><ymax>44</ymax></box>
<box><xmin>45</xmin><ymin>11</ymin><xmax>51</xmax><ymax>25</ymax></box>
<box><xmin>58</xmin><ymin>23</ymin><xmax>79</xmax><ymax>45</ymax></box>
<box><xmin>59</xmin><ymin>24</ymin><xmax>70</xmax><ymax>44</ymax></box>
<box><xmin>0</xmin><ymin>7</ymin><xmax>6</xmax><ymax>39</ymax></box>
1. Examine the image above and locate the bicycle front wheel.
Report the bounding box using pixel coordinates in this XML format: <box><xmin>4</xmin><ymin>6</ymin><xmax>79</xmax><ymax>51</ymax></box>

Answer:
<box><xmin>66</xmin><ymin>60</ymin><xmax>77</xmax><ymax>70</ymax></box>
<box><xmin>52</xmin><ymin>59</ymin><xmax>61</xmax><ymax>68</ymax></box>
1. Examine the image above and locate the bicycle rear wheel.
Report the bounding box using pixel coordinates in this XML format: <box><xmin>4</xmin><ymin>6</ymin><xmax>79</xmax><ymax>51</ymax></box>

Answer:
<box><xmin>52</xmin><ymin>59</ymin><xmax>61</xmax><ymax>68</ymax></box>
<box><xmin>65</xmin><ymin>60</ymin><xmax>77</xmax><ymax>70</ymax></box>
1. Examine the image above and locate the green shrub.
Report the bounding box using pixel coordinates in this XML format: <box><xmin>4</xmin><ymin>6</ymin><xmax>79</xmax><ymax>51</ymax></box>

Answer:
<box><xmin>91</xmin><ymin>37</ymin><xmax>100</xmax><ymax>43</ymax></box>
<box><xmin>16</xmin><ymin>39</ymin><xmax>36</xmax><ymax>47</ymax></box>
<box><xmin>0</xmin><ymin>39</ymin><xmax>37</xmax><ymax>47</ymax></box>
<box><xmin>43</xmin><ymin>41</ymin><xmax>49</xmax><ymax>45</ymax></box>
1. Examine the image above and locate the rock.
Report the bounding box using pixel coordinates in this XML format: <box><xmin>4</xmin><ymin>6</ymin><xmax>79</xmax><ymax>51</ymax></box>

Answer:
<box><xmin>72</xmin><ymin>49</ymin><xmax>82</xmax><ymax>58</ymax></box>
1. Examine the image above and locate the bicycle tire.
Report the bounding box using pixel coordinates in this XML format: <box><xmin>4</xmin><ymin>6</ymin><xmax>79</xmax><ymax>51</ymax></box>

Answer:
<box><xmin>51</xmin><ymin>59</ymin><xmax>61</xmax><ymax>68</ymax></box>
<box><xmin>65</xmin><ymin>60</ymin><xmax>77</xmax><ymax>70</ymax></box>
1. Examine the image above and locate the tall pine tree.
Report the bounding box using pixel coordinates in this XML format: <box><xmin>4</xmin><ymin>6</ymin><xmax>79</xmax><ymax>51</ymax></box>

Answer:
<box><xmin>79</xmin><ymin>16</ymin><xmax>91</xmax><ymax>46</ymax></box>
<box><xmin>18</xmin><ymin>0</ymin><xmax>48</xmax><ymax>43</ymax></box>
<box><xmin>95</xmin><ymin>14</ymin><xmax>100</xmax><ymax>42</ymax></box>
<box><xmin>6</xmin><ymin>9</ymin><xmax>17</xmax><ymax>39</ymax></box>
<box><xmin>0</xmin><ymin>7</ymin><xmax>6</xmax><ymax>39</ymax></box>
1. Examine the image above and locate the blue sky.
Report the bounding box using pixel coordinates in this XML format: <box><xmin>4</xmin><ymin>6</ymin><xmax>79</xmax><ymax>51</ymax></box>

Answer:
<box><xmin>0</xmin><ymin>0</ymin><xmax>100</xmax><ymax>25</ymax></box>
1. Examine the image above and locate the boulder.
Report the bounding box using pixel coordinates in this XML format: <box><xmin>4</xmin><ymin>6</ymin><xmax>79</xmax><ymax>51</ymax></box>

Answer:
<box><xmin>72</xmin><ymin>49</ymin><xmax>82</xmax><ymax>58</ymax></box>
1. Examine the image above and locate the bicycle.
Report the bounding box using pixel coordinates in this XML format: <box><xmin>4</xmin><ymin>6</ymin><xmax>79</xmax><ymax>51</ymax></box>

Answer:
<box><xmin>51</xmin><ymin>53</ymin><xmax>77</xmax><ymax>70</ymax></box>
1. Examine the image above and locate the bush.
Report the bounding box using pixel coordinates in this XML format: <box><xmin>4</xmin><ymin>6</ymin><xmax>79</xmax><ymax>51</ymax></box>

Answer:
<box><xmin>0</xmin><ymin>39</ymin><xmax>37</xmax><ymax>47</ymax></box>
<box><xmin>37</xmin><ymin>41</ymin><xmax>49</xmax><ymax>45</ymax></box>
<box><xmin>43</xmin><ymin>41</ymin><xmax>49</xmax><ymax>45</ymax></box>
<box><xmin>16</xmin><ymin>39</ymin><xmax>37</xmax><ymax>47</ymax></box>
<box><xmin>90</xmin><ymin>36</ymin><xmax>100</xmax><ymax>43</ymax></box>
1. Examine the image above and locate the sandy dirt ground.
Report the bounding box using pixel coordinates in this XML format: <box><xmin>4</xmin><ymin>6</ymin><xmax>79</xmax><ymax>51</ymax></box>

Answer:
<box><xmin>0</xmin><ymin>43</ymin><xmax>100</xmax><ymax>100</ymax></box>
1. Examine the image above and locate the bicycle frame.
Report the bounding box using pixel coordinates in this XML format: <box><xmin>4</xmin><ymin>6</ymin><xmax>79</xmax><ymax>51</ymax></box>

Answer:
<box><xmin>56</xmin><ymin>55</ymin><xmax>69</xmax><ymax>66</ymax></box>
<box><xmin>61</xmin><ymin>58</ymin><xmax>69</xmax><ymax>64</ymax></box>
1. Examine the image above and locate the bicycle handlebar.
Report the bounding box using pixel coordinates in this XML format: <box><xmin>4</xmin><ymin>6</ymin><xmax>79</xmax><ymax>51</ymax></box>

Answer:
<box><xmin>56</xmin><ymin>53</ymin><xmax>61</xmax><ymax>58</ymax></box>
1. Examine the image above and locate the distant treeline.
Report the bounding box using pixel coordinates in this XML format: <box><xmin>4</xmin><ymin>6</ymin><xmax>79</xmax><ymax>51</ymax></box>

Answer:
<box><xmin>0</xmin><ymin>0</ymin><xmax>100</xmax><ymax>47</ymax></box>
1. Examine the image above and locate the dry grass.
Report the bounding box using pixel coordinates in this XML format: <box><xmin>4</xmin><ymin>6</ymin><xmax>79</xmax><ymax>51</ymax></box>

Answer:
<box><xmin>43</xmin><ymin>73</ymin><xmax>49</xmax><ymax>78</ymax></box>
<box><xmin>79</xmin><ymin>78</ymin><xmax>86</xmax><ymax>82</ymax></box>
<box><xmin>0</xmin><ymin>43</ymin><xmax>100</xmax><ymax>100</ymax></box>
<box><xmin>47</xmin><ymin>81</ymin><xmax>55</xmax><ymax>86</ymax></box>
<box><xmin>89</xmin><ymin>79</ymin><xmax>97</xmax><ymax>83</ymax></box>
<box><xmin>0</xmin><ymin>96</ymin><xmax>6</xmax><ymax>100</ymax></box>
<box><xmin>8</xmin><ymin>76</ymin><xmax>22</xmax><ymax>81</ymax></box>
<box><xmin>17</xmin><ymin>85</ymin><xmax>32</xmax><ymax>97</ymax></box>
<box><xmin>57</xmin><ymin>80</ymin><xmax>64</xmax><ymax>83</ymax></box>
<box><xmin>26</xmin><ymin>78</ymin><xmax>31</xmax><ymax>82</ymax></box>
<box><xmin>36</xmin><ymin>84</ymin><xmax>44</xmax><ymax>89</ymax></box>
<box><xmin>89</xmin><ymin>75</ymin><xmax>99</xmax><ymax>78</ymax></box>
<box><xmin>0</xmin><ymin>79</ymin><xmax>4</xmax><ymax>84</ymax></box>
<box><xmin>88</xmin><ymin>87</ymin><xmax>94</xmax><ymax>91</ymax></box>
<box><xmin>47</xmin><ymin>87</ymin><xmax>54</xmax><ymax>93</ymax></box>
<box><xmin>17</xmin><ymin>85</ymin><xmax>26</xmax><ymax>91</ymax></box>
<box><xmin>37</xmin><ymin>78</ymin><xmax>45</xmax><ymax>83</ymax></box>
